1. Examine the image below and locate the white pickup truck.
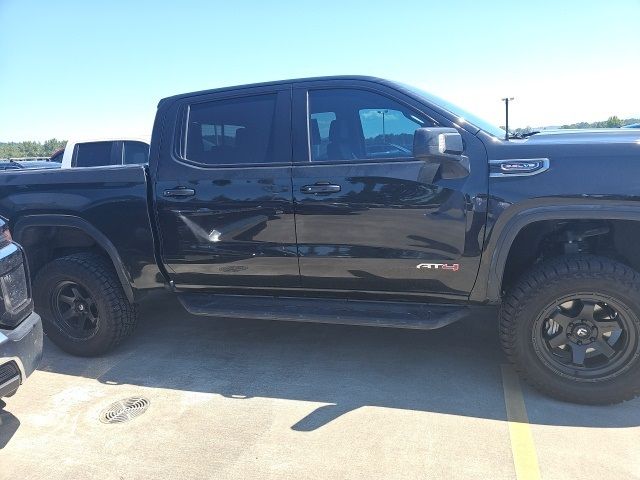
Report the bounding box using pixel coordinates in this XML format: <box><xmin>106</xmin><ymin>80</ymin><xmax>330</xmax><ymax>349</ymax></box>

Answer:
<box><xmin>56</xmin><ymin>137</ymin><xmax>150</xmax><ymax>168</ymax></box>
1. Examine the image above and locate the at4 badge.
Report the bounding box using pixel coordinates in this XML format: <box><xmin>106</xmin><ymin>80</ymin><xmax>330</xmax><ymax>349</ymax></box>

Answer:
<box><xmin>416</xmin><ymin>263</ymin><xmax>460</xmax><ymax>271</ymax></box>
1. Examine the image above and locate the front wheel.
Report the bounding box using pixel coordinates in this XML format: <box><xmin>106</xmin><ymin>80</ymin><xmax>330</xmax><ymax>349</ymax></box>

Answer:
<box><xmin>500</xmin><ymin>255</ymin><xmax>640</xmax><ymax>404</ymax></box>
<box><xmin>34</xmin><ymin>253</ymin><xmax>138</xmax><ymax>356</ymax></box>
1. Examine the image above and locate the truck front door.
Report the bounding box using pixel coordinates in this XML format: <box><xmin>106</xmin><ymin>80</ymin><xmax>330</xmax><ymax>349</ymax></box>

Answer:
<box><xmin>291</xmin><ymin>82</ymin><xmax>488</xmax><ymax>298</ymax></box>
<box><xmin>154</xmin><ymin>85</ymin><xmax>299</xmax><ymax>290</ymax></box>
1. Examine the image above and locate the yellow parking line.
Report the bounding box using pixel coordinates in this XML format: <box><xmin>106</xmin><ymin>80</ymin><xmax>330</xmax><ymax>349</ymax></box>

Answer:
<box><xmin>501</xmin><ymin>365</ymin><xmax>542</xmax><ymax>480</ymax></box>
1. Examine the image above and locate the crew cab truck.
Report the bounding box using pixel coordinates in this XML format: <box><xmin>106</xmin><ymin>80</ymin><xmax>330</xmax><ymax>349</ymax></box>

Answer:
<box><xmin>0</xmin><ymin>218</ymin><xmax>43</xmax><ymax>398</ymax></box>
<box><xmin>1</xmin><ymin>76</ymin><xmax>640</xmax><ymax>404</ymax></box>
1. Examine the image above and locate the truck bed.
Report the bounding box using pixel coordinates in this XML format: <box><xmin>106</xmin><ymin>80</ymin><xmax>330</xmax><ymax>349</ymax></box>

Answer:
<box><xmin>0</xmin><ymin>165</ymin><xmax>162</xmax><ymax>295</ymax></box>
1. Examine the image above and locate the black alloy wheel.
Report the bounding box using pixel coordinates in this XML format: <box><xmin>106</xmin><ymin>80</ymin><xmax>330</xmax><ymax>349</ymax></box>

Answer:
<box><xmin>535</xmin><ymin>296</ymin><xmax>635</xmax><ymax>380</ymax></box>
<box><xmin>51</xmin><ymin>280</ymin><xmax>100</xmax><ymax>340</ymax></box>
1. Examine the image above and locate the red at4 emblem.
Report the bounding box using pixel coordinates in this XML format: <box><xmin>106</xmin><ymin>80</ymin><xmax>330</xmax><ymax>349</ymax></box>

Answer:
<box><xmin>416</xmin><ymin>263</ymin><xmax>460</xmax><ymax>271</ymax></box>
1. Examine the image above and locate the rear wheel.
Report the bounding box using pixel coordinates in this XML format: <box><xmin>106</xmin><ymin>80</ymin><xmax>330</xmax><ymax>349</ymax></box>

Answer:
<box><xmin>500</xmin><ymin>255</ymin><xmax>640</xmax><ymax>404</ymax></box>
<box><xmin>34</xmin><ymin>253</ymin><xmax>137</xmax><ymax>356</ymax></box>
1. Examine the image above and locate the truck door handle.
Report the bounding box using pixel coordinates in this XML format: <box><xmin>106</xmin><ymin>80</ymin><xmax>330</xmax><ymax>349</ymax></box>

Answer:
<box><xmin>163</xmin><ymin>187</ymin><xmax>195</xmax><ymax>197</ymax></box>
<box><xmin>300</xmin><ymin>183</ymin><xmax>341</xmax><ymax>194</ymax></box>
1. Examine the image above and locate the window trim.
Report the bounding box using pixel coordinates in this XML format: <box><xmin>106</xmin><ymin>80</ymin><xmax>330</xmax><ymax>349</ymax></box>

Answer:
<box><xmin>173</xmin><ymin>91</ymin><xmax>289</xmax><ymax>169</ymax></box>
<box><xmin>303</xmin><ymin>86</ymin><xmax>439</xmax><ymax>165</ymax></box>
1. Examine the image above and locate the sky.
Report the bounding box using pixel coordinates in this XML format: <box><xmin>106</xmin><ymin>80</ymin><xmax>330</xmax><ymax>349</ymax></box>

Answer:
<box><xmin>1</xmin><ymin>0</ymin><xmax>639</xmax><ymax>142</ymax></box>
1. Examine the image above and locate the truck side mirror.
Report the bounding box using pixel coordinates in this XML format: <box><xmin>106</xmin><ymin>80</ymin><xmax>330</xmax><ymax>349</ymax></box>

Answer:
<box><xmin>413</xmin><ymin>127</ymin><xmax>469</xmax><ymax>178</ymax></box>
<box><xmin>413</xmin><ymin>127</ymin><xmax>464</xmax><ymax>160</ymax></box>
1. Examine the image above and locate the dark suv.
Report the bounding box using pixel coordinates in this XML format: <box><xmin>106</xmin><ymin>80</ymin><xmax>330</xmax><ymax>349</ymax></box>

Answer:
<box><xmin>0</xmin><ymin>217</ymin><xmax>42</xmax><ymax>398</ymax></box>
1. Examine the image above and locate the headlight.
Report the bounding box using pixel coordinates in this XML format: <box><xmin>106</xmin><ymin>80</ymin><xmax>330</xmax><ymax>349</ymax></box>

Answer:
<box><xmin>0</xmin><ymin>243</ymin><xmax>32</xmax><ymax>328</ymax></box>
<box><xmin>1</xmin><ymin>263</ymin><xmax>28</xmax><ymax>314</ymax></box>
<box><xmin>0</xmin><ymin>222</ymin><xmax>11</xmax><ymax>245</ymax></box>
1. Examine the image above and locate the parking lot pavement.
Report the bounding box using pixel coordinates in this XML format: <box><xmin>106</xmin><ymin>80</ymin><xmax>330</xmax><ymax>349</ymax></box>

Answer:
<box><xmin>1</xmin><ymin>295</ymin><xmax>640</xmax><ymax>480</ymax></box>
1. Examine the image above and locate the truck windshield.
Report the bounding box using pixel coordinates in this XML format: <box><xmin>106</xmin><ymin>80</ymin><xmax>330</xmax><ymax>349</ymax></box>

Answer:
<box><xmin>401</xmin><ymin>83</ymin><xmax>506</xmax><ymax>139</ymax></box>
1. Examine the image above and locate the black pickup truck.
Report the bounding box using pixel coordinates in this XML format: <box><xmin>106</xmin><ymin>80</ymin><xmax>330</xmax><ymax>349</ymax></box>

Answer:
<box><xmin>1</xmin><ymin>76</ymin><xmax>639</xmax><ymax>404</ymax></box>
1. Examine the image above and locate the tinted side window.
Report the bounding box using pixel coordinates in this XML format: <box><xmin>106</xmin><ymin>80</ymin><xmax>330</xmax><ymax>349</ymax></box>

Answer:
<box><xmin>123</xmin><ymin>141</ymin><xmax>149</xmax><ymax>164</ymax></box>
<box><xmin>185</xmin><ymin>94</ymin><xmax>277</xmax><ymax>165</ymax></box>
<box><xmin>74</xmin><ymin>142</ymin><xmax>116</xmax><ymax>167</ymax></box>
<box><xmin>308</xmin><ymin>89</ymin><xmax>430</xmax><ymax>161</ymax></box>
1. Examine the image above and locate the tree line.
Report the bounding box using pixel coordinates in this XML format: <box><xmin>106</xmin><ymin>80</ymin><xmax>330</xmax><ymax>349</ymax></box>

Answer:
<box><xmin>514</xmin><ymin>117</ymin><xmax>639</xmax><ymax>134</ymax></box>
<box><xmin>0</xmin><ymin>139</ymin><xmax>66</xmax><ymax>159</ymax></box>
<box><xmin>559</xmin><ymin>116</ymin><xmax>639</xmax><ymax>129</ymax></box>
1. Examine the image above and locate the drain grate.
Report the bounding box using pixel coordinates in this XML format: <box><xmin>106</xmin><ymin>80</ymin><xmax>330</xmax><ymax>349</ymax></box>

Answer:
<box><xmin>99</xmin><ymin>396</ymin><xmax>150</xmax><ymax>424</ymax></box>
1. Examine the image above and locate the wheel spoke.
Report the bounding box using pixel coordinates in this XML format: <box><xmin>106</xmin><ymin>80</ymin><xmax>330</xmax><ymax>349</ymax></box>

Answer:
<box><xmin>548</xmin><ymin>333</ymin><xmax>567</xmax><ymax>349</ymax></box>
<box><xmin>570</xmin><ymin>344</ymin><xmax>588</xmax><ymax>365</ymax></box>
<box><xmin>594</xmin><ymin>339</ymin><xmax>616</xmax><ymax>359</ymax></box>
<box><xmin>551</xmin><ymin>311</ymin><xmax>575</xmax><ymax>329</ymax></box>
<box><xmin>58</xmin><ymin>294</ymin><xmax>75</xmax><ymax>305</ymax></box>
<box><xmin>71</xmin><ymin>287</ymin><xmax>84</xmax><ymax>301</ymax></box>
<box><xmin>596</xmin><ymin>321</ymin><xmax>621</xmax><ymax>334</ymax></box>
<box><xmin>579</xmin><ymin>301</ymin><xmax>596</xmax><ymax>320</ymax></box>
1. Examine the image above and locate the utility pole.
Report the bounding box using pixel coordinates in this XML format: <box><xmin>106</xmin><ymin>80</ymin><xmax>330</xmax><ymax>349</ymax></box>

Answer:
<box><xmin>501</xmin><ymin>97</ymin><xmax>514</xmax><ymax>141</ymax></box>
<box><xmin>378</xmin><ymin>109</ymin><xmax>388</xmax><ymax>143</ymax></box>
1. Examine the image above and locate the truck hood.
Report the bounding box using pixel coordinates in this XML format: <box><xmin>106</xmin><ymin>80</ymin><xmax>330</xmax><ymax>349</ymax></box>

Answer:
<box><xmin>523</xmin><ymin>128</ymin><xmax>640</xmax><ymax>146</ymax></box>
<box><xmin>489</xmin><ymin>128</ymin><xmax>640</xmax><ymax>161</ymax></box>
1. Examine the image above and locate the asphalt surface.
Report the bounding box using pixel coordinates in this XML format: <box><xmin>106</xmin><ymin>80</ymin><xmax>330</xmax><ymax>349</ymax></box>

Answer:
<box><xmin>1</xmin><ymin>294</ymin><xmax>639</xmax><ymax>480</ymax></box>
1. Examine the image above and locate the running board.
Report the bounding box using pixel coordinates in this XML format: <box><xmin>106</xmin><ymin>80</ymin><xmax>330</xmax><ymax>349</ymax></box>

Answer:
<box><xmin>178</xmin><ymin>293</ymin><xmax>489</xmax><ymax>330</ymax></box>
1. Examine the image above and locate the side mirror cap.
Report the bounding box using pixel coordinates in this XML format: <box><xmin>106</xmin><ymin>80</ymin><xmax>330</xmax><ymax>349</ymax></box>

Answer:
<box><xmin>413</xmin><ymin>127</ymin><xmax>464</xmax><ymax>160</ymax></box>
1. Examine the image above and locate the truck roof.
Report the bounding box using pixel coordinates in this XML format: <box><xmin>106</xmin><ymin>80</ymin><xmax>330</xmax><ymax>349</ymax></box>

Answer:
<box><xmin>158</xmin><ymin>75</ymin><xmax>398</xmax><ymax>107</ymax></box>
<box><xmin>66</xmin><ymin>136</ymin><xmax>151</xmax><ymax>145</ymax></box>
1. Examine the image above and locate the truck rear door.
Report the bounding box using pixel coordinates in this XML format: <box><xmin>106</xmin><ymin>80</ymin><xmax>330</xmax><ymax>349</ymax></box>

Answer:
<box><xmin>154</xmin><ymin>84</ymin><xmax>299</xmax><ymax>290</ymax></box>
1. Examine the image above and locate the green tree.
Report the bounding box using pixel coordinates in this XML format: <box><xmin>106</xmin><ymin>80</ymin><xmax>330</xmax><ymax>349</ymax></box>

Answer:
<box><xmin>43</xmin><ymin>138</ymin><xmax>66</xmax><ymax>154</ymax></box>
<box><xmin>0</xmin><ymin>139</ymin><xmax>67</xmax><ymax>158</ymax></box>
<box><xmin>604</xmin><ymin>116</ymin><xmax>622</xmax><ymax>128</ymax></box>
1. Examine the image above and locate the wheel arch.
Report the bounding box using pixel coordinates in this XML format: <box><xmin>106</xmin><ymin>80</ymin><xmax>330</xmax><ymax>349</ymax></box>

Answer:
<box><xmin>471</xmin><ymin>204</ymin><xmax>640</xmax><ymax>303</ymax></box>
<box><xmin>12</xmin><ymin>214</ymin><xmax>134</xmax><ymax>303</ymax></box>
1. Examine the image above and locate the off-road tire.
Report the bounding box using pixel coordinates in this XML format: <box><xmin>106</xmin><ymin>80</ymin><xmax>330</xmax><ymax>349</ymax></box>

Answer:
<box><xmin>34</xmin><ymin>252</ymin><xmax>137</xmax><ymax>356</ymax></box>
<box><xmin>500</xmin><ymin>255</ymin><xmax>640</xmax><ymax>404</ymax></box>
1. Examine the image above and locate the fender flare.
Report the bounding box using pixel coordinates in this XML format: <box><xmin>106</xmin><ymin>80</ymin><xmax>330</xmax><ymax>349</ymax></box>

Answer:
<box><xmin>470</xmin><ymin>203</ymin><xmax>640</xmax><ymax>303</ymax></box>
<box><xmin>12</xmin><ymin>214</ymin><xmax>134</xmax><ymax>303</ymax></box>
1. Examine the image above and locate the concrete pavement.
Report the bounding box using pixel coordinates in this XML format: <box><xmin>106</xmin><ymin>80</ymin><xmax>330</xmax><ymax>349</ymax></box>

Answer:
<box><xmin>1</xmin><ymin>295</ymin><xmax>639</xmax><ymax>479</ymax></box>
